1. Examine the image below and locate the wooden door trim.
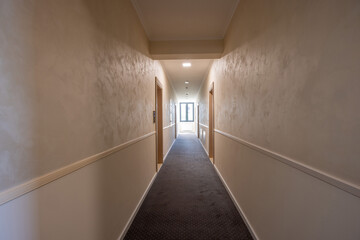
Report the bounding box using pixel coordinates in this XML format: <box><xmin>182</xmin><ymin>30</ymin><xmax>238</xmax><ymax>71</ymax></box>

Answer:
<box><xmin>155</xmin><ymin>77</ymin><xmax>163</xmax><ymax>171</ymax></box>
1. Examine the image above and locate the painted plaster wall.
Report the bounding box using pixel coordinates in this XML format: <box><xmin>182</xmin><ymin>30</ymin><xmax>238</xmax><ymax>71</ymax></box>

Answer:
<box><xmin>219</xmin><ymin>0</ymin><xmax>360</xmax><ymax>186</ymax></box>
<box><xmin>157</xmin><ymin>66</ymin><xmax>177</xmax><ymax>158</ymax></box>
<box><xmin>199</xmin><ymin>126</ymin><xmax>209</xmax><ymax>154</ymax></box>
<box><xmin>197</xmin><ymin>69</ymin><xmax>214</xmax><ymax>153</ymax></box>
<box><xmin>163</xmin><ymin>125</ymin><xmax>175</xmax><ymax>159</ymax></box>
<box><xmin>0</xmin><ymin>0</ymin><xmax>175</xmax><ymax>192</ymax></box>
<box><xmin>215</xmin><ymin>132</ymin><xmax>360</xmax><ymax>240</ymax></box>
<box><xmin>0</xmin><ymin>0</ymin><xmax>177</xmax><ymax>238</ymax></box>
<box><xmin>159</xmin><ymin>67</ymin><xmax>177</xmax><ymax>129</ymax></box>
<box><xmin>198</xmin><ymin>0</ymin><xmax>360</xmax><ymax>239</ymax></box>
<box><xmin>0</xmin><ymin>135</ymin><xmax>156</xmax><ymax>240</ymax></box>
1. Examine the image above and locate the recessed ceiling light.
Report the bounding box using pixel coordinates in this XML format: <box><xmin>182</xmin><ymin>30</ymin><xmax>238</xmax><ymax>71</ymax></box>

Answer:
<box><xmin>185</xmin><ymin>81</ymin><xmax>189</xmax><ymax>84</ymax></box>
<box><xmin>182</xmin><ymin>62</ymin><xmax>191</xmax><ymax>67</ymax></box>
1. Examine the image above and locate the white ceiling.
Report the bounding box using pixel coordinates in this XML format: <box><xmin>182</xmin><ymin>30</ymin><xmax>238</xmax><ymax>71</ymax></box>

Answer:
<box><xmin>131</xmin><ymin>0</ymin><xmax>239</xmax><ymax>41</ymax></box>
<box><xmin>131</xmin><ymin>0</ymin><xmax>237</xmax><ymax>100</ymax></box>
<box><xmin>161</xmin><ymin>59</ymin><xmax>213</xmax><ymax>100</ymax></box>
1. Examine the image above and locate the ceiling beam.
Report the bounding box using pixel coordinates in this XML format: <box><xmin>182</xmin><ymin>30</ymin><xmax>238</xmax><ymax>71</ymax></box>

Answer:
<box><xmin>150</xmin><ymin>40</ymin><xmax>224</xmax><ymax>60</ymax></box>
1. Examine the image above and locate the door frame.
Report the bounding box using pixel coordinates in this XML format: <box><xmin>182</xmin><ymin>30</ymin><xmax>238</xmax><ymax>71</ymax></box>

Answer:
<box><xmin>209</xmin><ymin>82</ymin><xmax>214</xmax><ymax>162</ymax></box>
<box><xmin>155</xmin><ymin>77</ymin><xmax>163</xmax><ymax>171</ymax></box>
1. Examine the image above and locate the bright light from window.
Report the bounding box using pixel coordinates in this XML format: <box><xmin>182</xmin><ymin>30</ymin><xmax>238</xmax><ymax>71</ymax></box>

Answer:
<box><xmin>180</xmin><ymin>102</ymin><xmax>194</xmax><ymax>122</ymax></box>
<box><xmin>182</xmin><ymin>62</ymin><xmax>191</xmax><ymax>67</ymax></box>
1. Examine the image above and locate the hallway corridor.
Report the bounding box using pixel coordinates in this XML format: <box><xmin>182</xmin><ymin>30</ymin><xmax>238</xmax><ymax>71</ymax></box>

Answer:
<box><xmin>1</xmin><ymin>0</ymin><xmax>360</xmax><ymax>239</ymax></box>
<box><xmin>125</xmin><ymin>134</ymin><xmax>252</xmax><ymax>239</ymax></box>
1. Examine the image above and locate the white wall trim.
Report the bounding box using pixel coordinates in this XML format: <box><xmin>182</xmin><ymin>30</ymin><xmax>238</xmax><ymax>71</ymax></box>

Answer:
<box><xmin>215</xmin><ymin>129</ymin><xmax>360</xmax><ymax>198</ymax></box>
<box><xmin>199</xmin><ymin>134</ymin><xmax>257</xmax><ymax>238</ymax></box>
<box><xmin>199</xmin><ymin>123</ymin><xmax>209</xmax><ymax>128</ymax></box>
<box><xmin>163</xmin><ymin>123</ymin><xmax>175</xmax><ymax>130</ymax></box>
<box><xmin>0</xmin><ymin>131</ymin><xmax>156</xmax><ymax>206</ymax></box>
<box><xmin>214</xmin><ymin>165</ymin><xmax>259</xmax><ymax>240</ymax></box>
<box><xmin>118</xmin><ymin>173</ymin><xmax>157</xmax><ymax>240</ymax></box>
<box><xmin>163</xmin><ymin>139</ymin><xmax>176</xmax><ymax>162</ymax></box>
<box><xmin>199</xmin><ymin>138</ymin><xmax>209</xmax><ymax>156</ymax></box>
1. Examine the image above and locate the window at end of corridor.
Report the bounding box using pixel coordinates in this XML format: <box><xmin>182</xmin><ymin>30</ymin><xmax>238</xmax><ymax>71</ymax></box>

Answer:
<box><xmin>180</xmin><ymin>102</ymin><xmax>194</xmax><ymax>122</ymax></box>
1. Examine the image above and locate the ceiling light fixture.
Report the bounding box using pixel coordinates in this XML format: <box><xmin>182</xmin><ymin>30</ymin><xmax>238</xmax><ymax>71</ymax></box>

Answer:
<box><xmin>185</xmin><ymin>81</ymin><xmax>189</xmax><ymax>84</ymax></box>
<box><xmin>182</xmin><ymin>62</ymin><xmax>191</xmax><ymax>68</ymax></box>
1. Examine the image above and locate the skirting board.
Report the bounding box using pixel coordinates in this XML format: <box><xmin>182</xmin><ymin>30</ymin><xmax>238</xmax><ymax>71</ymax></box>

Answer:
<box><xmin>163</xmin><ymin>139</ymin><xmax>175</xmax><ymax>162</ymax></box>
<box><xmin>119</xmin><ymin>131</ymin><xmax>175</xmax><ymax>240</ymax></box>
<box><xmin>0</xmin><ymin>131</ymin><xmax>156</xmax><ymax>206</ymax></box>
<box><xmin>118</xmin><ymin>173</ymin><xmax>157</xmax><ymax>240</ymax></box>
<box><xmin>197</xmin><ymin>133</ymin><xmax>256</xmax><ymax>238</ymax></box>
<box><xmin>199</xmin><ymin>139</ymin><xmax>209</xmax><ymax>156</ymax></box>
<box><xmin>215</xmin><ymin>129</ymin><xmax>360</xmax><ymax>198</ymax></box>
<box><xmin>214</xmin><ymin>165</ymin><xmax>259</xmax><ymax>240</ymax></box>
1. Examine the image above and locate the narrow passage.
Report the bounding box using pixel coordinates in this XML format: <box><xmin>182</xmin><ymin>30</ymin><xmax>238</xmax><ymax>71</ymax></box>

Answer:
<box><xmin>125</xmin><ymin>134</ymin><xmax>252</xmax><ymax>240</ymax></box>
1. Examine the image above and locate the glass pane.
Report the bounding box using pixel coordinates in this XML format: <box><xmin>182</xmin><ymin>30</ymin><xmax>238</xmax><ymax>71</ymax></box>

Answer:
<box><xmin>180</xmin><ymin>103</ymin><xmax>186</xmax><ymax>121</ymax></box>
<box><xmin>187</xmin><ymin>104</ymin><xmax>194</xmax><ymax>121</ymax></box>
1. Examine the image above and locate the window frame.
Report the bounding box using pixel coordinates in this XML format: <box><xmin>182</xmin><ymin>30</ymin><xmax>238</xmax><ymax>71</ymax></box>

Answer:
<box><xmin>180</xmin><ymin>102</ymin><xmax>195</xmax><ymax>122</ymax></box>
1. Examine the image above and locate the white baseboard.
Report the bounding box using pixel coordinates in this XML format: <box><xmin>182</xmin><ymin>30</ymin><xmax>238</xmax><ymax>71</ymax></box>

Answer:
<box><xmin>198</xmin><ymin>138</ymin><xmax>209</xmax><ymax>156</ymax></box>
<box><xmin>119</xmin><ymin>134</ymin><xmax>175</xmax><ymax>239</ymax></box>
<box><xmin>118</xmin><ymin>173</ymin><xmax>157</xmax><ymax>240</ymax></box>
<box><xmin>164</xmin><ymin>139</ymin><xmax>175</xmax><ymax>162</ymax></box>
<box><xmin>214</xmin><ymin>165</ymin><xmax>259</xmax><ymax>240</ymax></box>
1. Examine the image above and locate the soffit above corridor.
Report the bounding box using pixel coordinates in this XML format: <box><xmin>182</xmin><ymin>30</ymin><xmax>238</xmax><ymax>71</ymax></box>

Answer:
<box><xmin>161</xmin><ymin>59</ymin><xmax>213</xmax><ymax>100</ymax></box>
<box><xmin>131</xmin><ymin>0</ymin><xmax>239</xmax><ymax>41</ymax></box>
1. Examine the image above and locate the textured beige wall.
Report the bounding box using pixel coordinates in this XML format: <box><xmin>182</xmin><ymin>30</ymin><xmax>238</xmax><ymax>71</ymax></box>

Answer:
<box><xmin>163</xmin><ymin>125</ymin><xmax>175</xmax><ymax>158</ymax></box>
<box><xmin>198</xmin><ymin>72</ymin><xmax>211</xmax><ymax>127</ymax></box>
<box><xmin>159</xmin><ymin>70</ymin><xmax>177</xmax><ymax>128</ymax></box>
<box><xmin>200</xmin><ymin>0</ymin><xmax>360</xmax><ymax>187</ymax></box>
<box><xmin>197</xmin><ymin>62</ymin><xmax>215</xmax><ymax>153</ymax></box>
<box><xmin>199</xmin><ymin>126</ymin><xmax>209</xmax><ymax>154</ymax></box>
<box><xmin>0</xmin><ymin>135</ymin><xmax>156</xmax><ymax>240</ymax></box>
<box><xmin>0</xmin><ymin>0</ymin><xmax>175</xmax><ymax>192</ymax></box>
<box><xmin>215</xmin><ymin>132</ymin><xmax>360</xmax><ymax>240</ymax></box>
<box><xmin>198</xmin><ymin>0</ymin><xmax>360</xmax><ymax>239</ymax></box>
<box><xmin>159</xmin><ymin>67</ymin><xmax>176</xmax><ymax>158</ymax></box>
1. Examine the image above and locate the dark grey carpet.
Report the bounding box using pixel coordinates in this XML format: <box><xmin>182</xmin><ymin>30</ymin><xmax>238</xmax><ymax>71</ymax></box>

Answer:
<box><xmin>124</xmin><ymin>134</ymin><xmax>253</xmax><ymax>240</ymax></box>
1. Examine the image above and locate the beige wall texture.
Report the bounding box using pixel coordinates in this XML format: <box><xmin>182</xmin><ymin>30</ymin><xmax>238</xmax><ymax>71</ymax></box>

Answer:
<box><xmin>0</xmin><ymin>0</ymin><xmax>174</xmax><ymax>192</ymax></box>
<box><xmin>197</xmin><ymin>67</ymin><xmax>215</xmax><ymax>153</ymax></box>
<box><xmin>0</xmin><ymin>135</ymin><xmax>156</xmax><ymax>240</ymax></box>
<box><xmin>162</xmin><ymin>80</ymin><xmax>176</xmax><ymax>158</ymax></box>
<box><xmin>0</xmin><ymin>0</ymin><xmax>176</xmax><ymax>239</ymax></box>
<box><xmin>198</xmin><ymin>0</ymin><xmax>360</xmax><ymax>239</ymax></box>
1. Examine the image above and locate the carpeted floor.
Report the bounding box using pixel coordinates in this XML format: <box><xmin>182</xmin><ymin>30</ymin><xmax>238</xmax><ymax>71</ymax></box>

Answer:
<box><xmin>124</xmin><ymin>134</ymin><xmax>253</xmax><ymax>240</ymax></box>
